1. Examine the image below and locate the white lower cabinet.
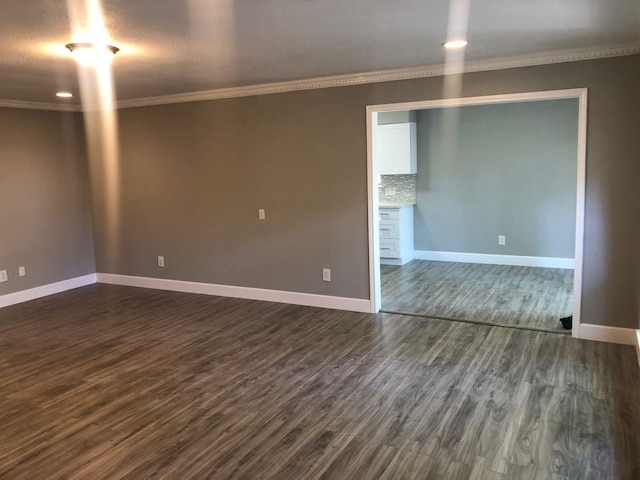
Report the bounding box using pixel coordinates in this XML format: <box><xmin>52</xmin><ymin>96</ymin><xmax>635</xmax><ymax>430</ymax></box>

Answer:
<box><xmin>379</xmin><ymin>205</ymin><xmax>414</xmax><ymax>265</ymax></box>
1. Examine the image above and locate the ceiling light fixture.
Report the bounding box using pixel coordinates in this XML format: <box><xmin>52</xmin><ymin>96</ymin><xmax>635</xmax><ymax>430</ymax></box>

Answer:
<box><xmin>65</xmin><ymin>42</ymin><xmax>120</xmax><ymax>66</ymax></box>
<box><xmin>56</xmin><ymin>92</ymin><xmax>73</xmax><ymax>98</ymax></box>
<box><xmin>443</xmin><ymin>40</ymin><xmax>468</xmax><ymax>49</ymax></box>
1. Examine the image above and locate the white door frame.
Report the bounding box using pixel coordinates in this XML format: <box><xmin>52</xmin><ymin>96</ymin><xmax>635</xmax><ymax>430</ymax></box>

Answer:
<box><xmin>366</xmin><ymin>88</ymin><xmax>588</xmax><ymax>339</ymax></box>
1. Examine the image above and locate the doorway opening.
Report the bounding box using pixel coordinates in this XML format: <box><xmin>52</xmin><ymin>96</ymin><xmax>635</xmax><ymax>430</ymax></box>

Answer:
<box><xmin>366</xmin><ymin>89</ymin><xmax>587</xmax><ymax>337</ymax></box>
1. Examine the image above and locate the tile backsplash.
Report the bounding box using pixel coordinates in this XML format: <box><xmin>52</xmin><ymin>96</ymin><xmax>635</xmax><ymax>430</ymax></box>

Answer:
<box><xmin>378</xmin><ymin>174</ymin><xmax>417</xmax><ymax>204</ymax></box>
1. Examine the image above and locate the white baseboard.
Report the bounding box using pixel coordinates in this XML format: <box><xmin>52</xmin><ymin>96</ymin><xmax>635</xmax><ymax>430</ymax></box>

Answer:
<box><xmin>413</xmin><ymin>250</ymin><xmax>575</xmax><ymax>269</ymax></box>
<box><xmin>96</xmin><ymin>273</ymin><xmax>372</xmax><ymax>313</ymax></box>
<box><xmin>578</xmin><ymin>323</ymin><xmax>637</xmax><ymax>345</ymax></box>
<box><xmin>0</xmin><ymin>274</ymin><xmax>97</xmax><ymax>309</ymax></box>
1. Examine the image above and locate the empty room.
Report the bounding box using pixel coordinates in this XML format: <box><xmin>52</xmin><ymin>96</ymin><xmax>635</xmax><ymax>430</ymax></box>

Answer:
<box><xmin>1</xmin><ymin>1</ymin><xmax>640</xmax><ymax>479</ymax></box>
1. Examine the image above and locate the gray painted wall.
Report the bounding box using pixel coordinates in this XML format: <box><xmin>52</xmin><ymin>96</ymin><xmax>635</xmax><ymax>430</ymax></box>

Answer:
<box><xmin>0</xmin><ymin>109</ymin><xmax>95</xmax><ymax>295</ymax></box>
<box><xmin>414</xmin><ymin>100</ymin><xmax>578</xmax><ymax>258</ymax></box>
<box><xmin>378</xmin><ymin>110</ymin><xmax>417</xmax><ymax>124</ymax></box>
<box><xmin>89</xmin><ymin>93</ymin><xmax>371</xmax><ymax>299</ymax></box>
<box><xmin>87</xmin><ymin>54</ymin><xmax>639</xmax><ymax>329</ymax></box>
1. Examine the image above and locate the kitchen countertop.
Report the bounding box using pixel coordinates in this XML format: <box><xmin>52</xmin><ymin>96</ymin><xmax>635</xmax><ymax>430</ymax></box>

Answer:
<box><xmin>379</xmin><ymin>202</ymin><xmax>416</xmax><ymax>208</ymax></box>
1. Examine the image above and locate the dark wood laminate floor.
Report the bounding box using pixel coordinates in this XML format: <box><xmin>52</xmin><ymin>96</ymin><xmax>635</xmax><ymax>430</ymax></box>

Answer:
<box><xmin>382</xmin><ymin>261</ymin><xmax>574</xmax><ymax>333</ymax></box>
<box><xmin>1</xmin><ymin>284</ymin><xmax>638</xmax><ymax>479</ymax></box>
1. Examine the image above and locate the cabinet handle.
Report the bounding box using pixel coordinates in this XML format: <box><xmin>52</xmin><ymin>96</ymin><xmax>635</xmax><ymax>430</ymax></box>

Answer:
<box><xmin>381</xmin><ymin>228</ymin><xmax>390</xmax><ymax>232</ymax></box>
<box><xmin>380</xmin><ymin>213</ymin><xmax>389</xmax><ymax>216</ymax></box>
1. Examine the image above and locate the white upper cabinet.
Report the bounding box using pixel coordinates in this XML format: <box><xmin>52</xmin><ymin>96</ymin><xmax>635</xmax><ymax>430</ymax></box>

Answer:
<box><xmin>377</xmin><ymin>122</ymin><xmax>417</xmax><ymax>175</ymax></box>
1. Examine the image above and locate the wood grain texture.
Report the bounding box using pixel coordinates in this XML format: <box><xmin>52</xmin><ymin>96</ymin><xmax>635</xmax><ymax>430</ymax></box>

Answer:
<box><xmin>0</xmin><ymin>284</ymin><xmax>638</xmax><ymax>479</ymax></box>
<box><xmin>381</xmin><ymin>260</ymin><xmax>574</xmax><ymax>333</ymax></box>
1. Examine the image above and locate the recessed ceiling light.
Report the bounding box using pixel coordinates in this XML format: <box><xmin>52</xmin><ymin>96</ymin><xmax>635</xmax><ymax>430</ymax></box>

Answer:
<box><xmin>65</xmin><ymin>42</ymin><xmax>120</xmax><ymax>66</ymax></box>
<box><xmin>443</xmin><ymin>40</ymin><xmax>468</xmax><ymax>49</ymax></box>
<box><xmin>56</xmin><ymin>92</ymin><xmax>73</xmax><ymax>98</ymax></box>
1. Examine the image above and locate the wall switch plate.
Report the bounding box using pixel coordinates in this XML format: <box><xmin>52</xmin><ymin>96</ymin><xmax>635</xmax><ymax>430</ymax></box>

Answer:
<box><xmin>158</xmin><ymin>256</ymin><xmax>165</xmax><ymax>267</ymax></box>
<box><xmin>385</xmin><ymin>187</ymin><xmax>397</xmax><ymax>196</ymax></box>
<box><xmin>18</xmin><ymin>266</ymin><xmax>25</xmax><ymax>277</ymax></box>
<box><xmin>322</xmin><ymin>268</ymin><xmax>331</xmax><ymax>282</ymax></box>
<box><xmin>0</xmin><ymin>270</ymin><xmax>7</xmax><ymax>282</ymax></box>
<box><xmin>258</xmin><ymin>208</ymin><xmax>266</xmax><ymax>220</ymax></box>
<box><xmin>498</xmin><ymin>235</ymin><xmax>506</xmax><ymax>246</ymax></box>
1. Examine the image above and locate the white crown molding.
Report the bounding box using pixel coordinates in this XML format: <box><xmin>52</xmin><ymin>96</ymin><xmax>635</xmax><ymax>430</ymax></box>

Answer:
<box><xmin>0</xmin><ymin>98</ymin><xmax>81</xmax><ymax>112</ymax></box>
<box><xmin>2</xmin><ymin>43</ymin><xmax>639</xmax><ymax>112</ymax></box>
<box><xmin>117</xmin><ymin>43</ymin><xmax>640</xmax><ymax>109</ymax></box>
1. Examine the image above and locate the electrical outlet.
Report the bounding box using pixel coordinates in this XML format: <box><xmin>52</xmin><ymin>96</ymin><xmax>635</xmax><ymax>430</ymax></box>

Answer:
<box><xmin>258</xmin><ymin>209</ymin><xmax>266</xmax><ymax>220</ymax></box>
<box><xmin>158</xmin><ymin>255</ymin><xmax>165</xmax><ymax>267</ymax></box>
<box><xmin>498</xmin><ymin>235</ymin><xmax>506</xmax><ymax>246</ymax></box>
<box><xmin>322</xmin><ymin>268</ymin><xmax>331</xmax><ymax>282</ymax></box>
<box><xmin>18</xmin><ymin>266</ymin><xmax>26</xmax><ymax>277</ymax></box>
<box><xmin>0</xmin><ymin>269</ymin><xmax>7</xmax><ymax>282</ymax></box>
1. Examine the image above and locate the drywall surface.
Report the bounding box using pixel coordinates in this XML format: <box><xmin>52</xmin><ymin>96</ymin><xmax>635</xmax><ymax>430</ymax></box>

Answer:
<box><xmin>89</xmin><ymin>54</ymin><xmax>639</xmax><ymax>328</ymax></box>
<box><xmin>414</xmin><ymin>100</ymin><xmax>578</xmax><ymax>258</ymax></box>
<box><xmin>0</xmin><ymin>109</ymin><xmax>95</xmax><ymax>295</ymax></box>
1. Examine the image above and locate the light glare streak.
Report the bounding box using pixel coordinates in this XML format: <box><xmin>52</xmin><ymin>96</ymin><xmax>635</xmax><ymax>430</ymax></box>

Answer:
<box><xmin>66</xmin><ymin>0</ymin><xmax>121</xmax><ymax>270</ymax></box>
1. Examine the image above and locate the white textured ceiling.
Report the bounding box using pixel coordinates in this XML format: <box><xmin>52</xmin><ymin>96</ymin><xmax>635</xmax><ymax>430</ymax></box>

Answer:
<box><xmin>2</xmin><ymin>0</ymin><xmax>640</xmax><ymax>105</ymax></box>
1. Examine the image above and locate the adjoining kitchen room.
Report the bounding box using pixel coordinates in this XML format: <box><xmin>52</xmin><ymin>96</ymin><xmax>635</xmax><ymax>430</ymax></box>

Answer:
<box><xmin>376</xmin><ymin>98</ymin><xmax>579</xmax><ymax>333</ymax></box>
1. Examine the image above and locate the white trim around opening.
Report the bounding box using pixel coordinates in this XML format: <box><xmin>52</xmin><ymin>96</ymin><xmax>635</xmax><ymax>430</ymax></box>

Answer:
<box><xmin>366</xmin><ymin>88</ymin><xmax>588</xmax><ymax>339</ymax></box>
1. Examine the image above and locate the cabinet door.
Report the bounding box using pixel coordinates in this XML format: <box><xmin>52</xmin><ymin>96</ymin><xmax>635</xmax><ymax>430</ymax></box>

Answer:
<box><xmin>379</xmin><ymin>220</ymin><xmax>400</xmax><ymax>238</ymax></box>
<box><xmin>377</xmin><ymin>123</ymin><xmax>417</xmax><ymax>175</ymax></box>
<box><xmin>380</xmin><ymin>239</ymin><xmax>400</xmax><ymax>258</ymax></box>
